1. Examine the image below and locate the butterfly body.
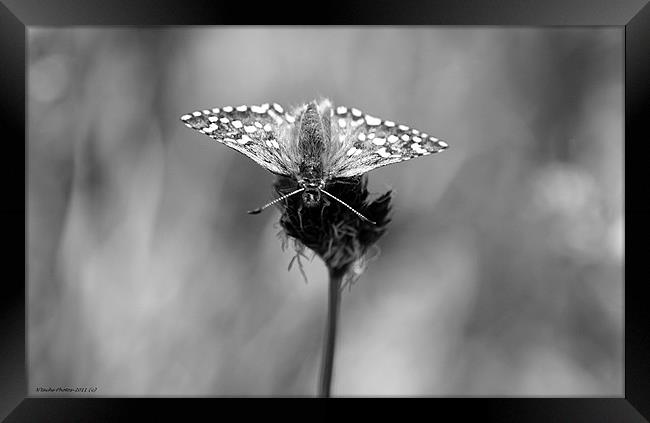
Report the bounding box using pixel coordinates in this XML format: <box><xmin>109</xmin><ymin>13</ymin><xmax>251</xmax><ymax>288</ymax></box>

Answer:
<box><xmin>181</xmin><ymin>98</ymin><xmax>448</xmax><ymax>216</ymax></box>
<box><xmin>296</xmin><ymin>102</ymin><xmax>328</xmax><ymax>207</ymax></box>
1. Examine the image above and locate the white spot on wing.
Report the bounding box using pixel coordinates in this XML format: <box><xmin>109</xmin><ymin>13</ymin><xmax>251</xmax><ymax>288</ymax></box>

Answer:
<box><xmin>212</xmin><ymin>108</ymin><xmax>220</xmax><ymax>113</ymax></box>
<box><xmin>336</xmin><ymin>106</ymin><xmax>347</xmax><ymax>115</ymax></box>
<box><xmin>208</xmin><ymin>116</ymin><xmax>219</xmax><ymax>122</ymax></box>
<box><xmin>239</xmin><ymin>134</ymin><xmax>252</xmax><ymax>144</ymax></box>
<box><xmin>372</xmin><ymin>137</ymin><xmax>386</xmax><ymax>146</ymax></box>
<box><xmin>192</xmin><ymin>111</ymin><xmax>202</xmax><ymax>117</ymax></box>
<box><xmin>388</xmin><ymin>135</ymin><xmax>399</xmax><ymax>143</ymax></box>
<box><xmin>222</xmin><ymin>106</ymin><xmax>234</xmax><ymax>113</ymax></box>
<box><xmin>338</xmin><ymin>119</ymin><xmax>346</xmax><ymax>128</ymax></box>
<box><xmin>285</xmin><ymin>114</ymin><xmax>296</xmax><ymax>123</ymax></box>
<box><xmin>220</xmin><ymin>117</ymin><xmax>229</xmax><ymax>124</ymax></box>
<box><xmin>351</xmin><ymin>108</ymin><xmax>362</xmax><ymax>117</ymax></box>
<box><xmin>181</xmin><ymin>114</ymin><xmax>191</xmax><ymax>121</ymax></box>
<box><xmin>236</xmin><ymin>105</ymin><xmax>247</xmax><ymax>112</ymax></box>
<box><xmin>244</xmin><ymin>125</ymin><xmax>257</xmax><ymax>133</ymax></box>
<box><xmin>377</xmin><ymin>147</ymin><xmax>391</xmax><ymax>158</ymax></box>
<box><xmin>232</xmin><ymin>120</ymin><xmax>243</xmax><ymax>129</ymax></box>
<box><xmin>263</xmin><ymin>123</ymin><xmax>273</xmax><ymax>132</ymax></box>
<box><xmin>401</xmin><ymin>134</ymin><xmax>410</xmax><ymax>141</ymax></box>
<box><xmin>383</xmin><ymin>120</ymin><xmax>395</xmax><ymax>127</ymax></box>
<box><xmin>438</xmin><ymin>140</ymin><xmax>448</xmax><ymax>148</ymax></box>
<box><xmin>365</xmin><ymin>115</ymin><xmax>381</xmax><ymax>126</ymax></box>
<box><xmin>273</xmin><ymin>103</ymin><xmax>284</xmax><ymax>113</ymax></box>
<box><xmin>398</xmin><ymin>124</ymin><xmax>409</xmax><ymax>131</ymax></box>
<box><xmin>358</xmin><ymin>133</ymin><xmax>366</xmax><ymax>141</ymax></box>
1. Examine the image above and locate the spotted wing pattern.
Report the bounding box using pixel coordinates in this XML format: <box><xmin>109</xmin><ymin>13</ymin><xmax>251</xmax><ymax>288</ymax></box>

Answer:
<box><xmin>325</xmin><ymin>105</ymin><xmax>449</xmax><ymax>179</ymax></box>
<box><xmin>180</xmin><ymin>103</ymin><xmax>300</xmax><ymax>176</ymax></box>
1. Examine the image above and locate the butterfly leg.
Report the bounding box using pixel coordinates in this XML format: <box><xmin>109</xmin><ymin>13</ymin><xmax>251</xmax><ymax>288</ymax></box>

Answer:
<box><xmin>296</xmin><ymin>202</ymin><xmax>305</xmax><ymax>230</ymax></box>
<box><xmin>320</xmin><ymin>195</ymin><xmax>331</xmax><ymax>224</ymax></box>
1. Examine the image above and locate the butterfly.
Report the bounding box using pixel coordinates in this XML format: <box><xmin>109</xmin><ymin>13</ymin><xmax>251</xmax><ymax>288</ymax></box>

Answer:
<box><xmin>180</xmin><ymin>98</ymin><xmax>448</xmax><ymax>224</ymax></box>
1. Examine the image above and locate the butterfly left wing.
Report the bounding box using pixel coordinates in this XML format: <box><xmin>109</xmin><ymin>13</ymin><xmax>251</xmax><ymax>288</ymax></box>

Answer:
<box><xmin>180</xmin><ymin>103</ymin><xmax>299</xmax><ymax>176</ymax></box>
<box><xmin>325</xmin><ymin>105</ymin><xmax>449</xmax><ymax>179</ymax></box>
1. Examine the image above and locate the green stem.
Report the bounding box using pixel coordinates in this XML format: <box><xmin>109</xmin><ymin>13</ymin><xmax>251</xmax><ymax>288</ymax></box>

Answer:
<box><xmin>319</xmin><ymin>268</ymin><xmax>343</xmax><ymax>397</ymax></box>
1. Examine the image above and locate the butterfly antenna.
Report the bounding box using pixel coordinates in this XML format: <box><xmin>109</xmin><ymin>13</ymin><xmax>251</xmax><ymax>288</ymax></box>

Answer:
<box><xmin>320</xmin><ymin>189</ymin><xmax>376</xmax><ymax>225</ymax></box>
<box><xmin>247</xmin><ymin>188</ymin><xmax>305</xmax><ymax>215</ymax></box>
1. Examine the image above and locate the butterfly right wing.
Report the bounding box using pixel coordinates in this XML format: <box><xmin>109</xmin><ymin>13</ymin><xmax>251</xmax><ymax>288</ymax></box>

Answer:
<box><xmin>325</xmin><ymin>105</ymin><xmax>449</xmax><ymax>179</ymax></box>
<box><xmin>180</xmin><ymin>103</ymin><xmax>299</xmax><ymax>176</ymax></box>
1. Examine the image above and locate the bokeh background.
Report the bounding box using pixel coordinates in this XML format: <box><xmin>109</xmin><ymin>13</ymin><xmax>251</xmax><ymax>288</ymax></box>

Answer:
<box><xmin>28</xmin><ymin>27</ymin><xmax>623</xmax><ymax>396</ymax></box>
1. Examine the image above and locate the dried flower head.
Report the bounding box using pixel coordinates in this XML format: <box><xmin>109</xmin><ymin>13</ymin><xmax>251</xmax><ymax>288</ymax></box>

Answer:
<box><xmin>274</xmin><ymin>175</ymin><xmax>392</xmax><ymax>284</ymax></box>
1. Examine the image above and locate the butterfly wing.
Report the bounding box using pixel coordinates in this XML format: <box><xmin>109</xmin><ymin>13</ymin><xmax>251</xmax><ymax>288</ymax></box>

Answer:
<box><xmin>181</xmin><ymin>103</ymin><xmax>300</xmax><ymax>176</ymax></box>
<box><xmin>325</xmin><ymin>105</ymin><xmax>449</xmax><ymax>179</ymax></box>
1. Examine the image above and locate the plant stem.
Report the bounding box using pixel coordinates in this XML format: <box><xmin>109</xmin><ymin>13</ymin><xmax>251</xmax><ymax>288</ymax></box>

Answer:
<box><xmin>319</xmin><ymin>268</ymin><xmax>342</xmax><ymax>397</ymax></box>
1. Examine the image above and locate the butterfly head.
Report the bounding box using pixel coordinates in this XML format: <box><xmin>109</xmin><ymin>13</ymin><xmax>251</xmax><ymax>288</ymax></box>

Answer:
<box><xmin>298</xmin><ymin>178</ymin><xmax>325</xmax><ymax>208</ymax></box>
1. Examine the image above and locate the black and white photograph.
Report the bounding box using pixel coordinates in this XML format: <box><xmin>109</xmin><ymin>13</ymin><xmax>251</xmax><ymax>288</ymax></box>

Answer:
<box><xmin>27</xmin><ymin>27</ymin><xmax>623</xmax><ymax>397</ymax></box>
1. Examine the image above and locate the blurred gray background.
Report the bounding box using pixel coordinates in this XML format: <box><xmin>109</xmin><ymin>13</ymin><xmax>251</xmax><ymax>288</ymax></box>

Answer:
<box><xmin>28</xmin><ymin>27</ymin><xmax>623</xmax><ymax>396</ymax></box>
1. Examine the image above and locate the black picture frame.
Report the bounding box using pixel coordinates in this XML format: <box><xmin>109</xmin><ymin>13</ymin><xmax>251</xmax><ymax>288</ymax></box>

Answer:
<box><xmin>4</xmin><ymin>0</ymin><xmax>649</xmax><ymax>421</ymax></box>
